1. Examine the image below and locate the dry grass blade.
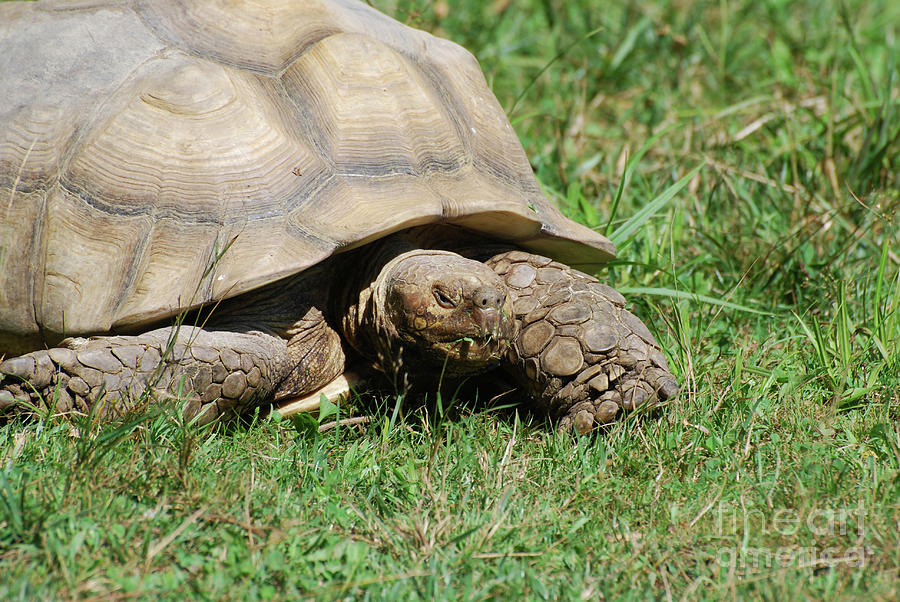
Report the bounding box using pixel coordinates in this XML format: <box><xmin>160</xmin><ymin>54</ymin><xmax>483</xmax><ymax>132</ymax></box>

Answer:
<box><xmin>143</xmin><ymin>505</ymin><xmax>208</xmax><ymax>571</ymax></box>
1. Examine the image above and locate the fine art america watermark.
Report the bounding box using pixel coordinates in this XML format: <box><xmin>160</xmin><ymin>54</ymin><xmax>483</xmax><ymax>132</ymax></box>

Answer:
<box><xmin>673</xmin><ymin>501</ymin><xmax>870</xmax><ymax>571</ymax></box>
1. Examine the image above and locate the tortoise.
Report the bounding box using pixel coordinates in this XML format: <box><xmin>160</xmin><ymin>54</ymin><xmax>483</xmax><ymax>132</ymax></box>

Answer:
<box><xmin>0</xmin><ymin>0</ymin><xmax>678</xmax><ymax>433</ymax></box>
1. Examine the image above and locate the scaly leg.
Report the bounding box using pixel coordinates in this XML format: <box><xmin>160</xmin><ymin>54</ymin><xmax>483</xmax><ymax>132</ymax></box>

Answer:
<box><xmin>0</xmin><ymin>314</ymin><xmax>345</xmax><ymax>424</ymax></box>
<box><xmin>487</xmin><ymin>251</ymin><xmax>678</xmax><ymax>433</ymax></box>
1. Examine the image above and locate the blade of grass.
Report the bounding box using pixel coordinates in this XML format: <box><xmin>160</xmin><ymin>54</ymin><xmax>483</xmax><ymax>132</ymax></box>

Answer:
<box><xmin>620</xmin><ymin>286</ymin><xmax>773</xmax><ymax>315</ymax></box>
<box><xmin>609</xmin><ymin>163</ymin><xmax>703</xmax><ymax>247</ymax></box>
<box><xmin>508</xmin><ymin>26</ymin><xmax>603</xmax><ymax>115</ymax></box>
<box><xmin>604</xmin><ymin>125</ymin><xmax>678</xmax><ymax>236</ymax></box>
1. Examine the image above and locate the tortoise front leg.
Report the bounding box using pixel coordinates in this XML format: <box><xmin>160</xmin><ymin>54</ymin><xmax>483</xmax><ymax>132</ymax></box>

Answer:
<box><xmin>0</xmin><ymin>320</ymin><xmax>345</xmax><ymax>424</ymax></box>
<box><xmin>486</xmin><ymin>251</ymin><xmax>678</xmax><ymax>433</ymax></box>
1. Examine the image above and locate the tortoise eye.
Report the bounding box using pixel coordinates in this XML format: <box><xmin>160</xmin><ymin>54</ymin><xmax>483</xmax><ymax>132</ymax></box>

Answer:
<box><xmin>433</xmin><ymin>287</ymin><xmax>457</xmax><ymax>309</ymax></box>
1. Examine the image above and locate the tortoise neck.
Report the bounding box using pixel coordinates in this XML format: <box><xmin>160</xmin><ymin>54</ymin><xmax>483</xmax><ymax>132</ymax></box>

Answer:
<box><xmin>335</xmin><ymin>236</ymin><xmax>412</xmax><ymax>362</ymax></box>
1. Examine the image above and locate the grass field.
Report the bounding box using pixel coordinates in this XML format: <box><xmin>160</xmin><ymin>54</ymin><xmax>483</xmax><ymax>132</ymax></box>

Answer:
<box><xmin>2</xmin><ymin>0</ymin><xmax>899</xmax><ymax>598</ymax></box>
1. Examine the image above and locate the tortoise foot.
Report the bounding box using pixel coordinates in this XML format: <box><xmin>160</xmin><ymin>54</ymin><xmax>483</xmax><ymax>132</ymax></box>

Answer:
<box><xmin>487</xmin><ymin>251</ymin><xmax>678</xmax><ymax>433</ymax></box>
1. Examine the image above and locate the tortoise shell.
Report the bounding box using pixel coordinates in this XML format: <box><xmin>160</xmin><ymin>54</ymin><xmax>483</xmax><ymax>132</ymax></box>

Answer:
<box><xmin>0</xmin><ymin>0</ymin><xmax>614</xmax><ymax>355</ymax></box>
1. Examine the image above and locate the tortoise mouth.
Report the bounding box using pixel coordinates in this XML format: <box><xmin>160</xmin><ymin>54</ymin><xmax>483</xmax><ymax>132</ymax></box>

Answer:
<box><xmin>418</xmin><ymin>323</ymin><xmax>513</xmax><ymax>371</ymax></box>
<box><xmin>421</xmin><ymin>336</ymin><xmax>507</xmax><ymax>373</ymax></box>
<box><xmin>440</xmin><ymin>332</ymin><xmax>506</xmax><ymax>356</ymax></box>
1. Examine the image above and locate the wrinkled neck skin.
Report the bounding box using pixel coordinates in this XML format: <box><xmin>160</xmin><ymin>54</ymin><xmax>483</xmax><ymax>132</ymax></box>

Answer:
<box><xmin>337</xmin><ymin>236</ymin><xmax>417</xmax><ymax>364</ymax></box>
<box><xmin>337</xmin><ymin>232</ymin><xmax>516</xmax><ymax>385</ymax></box>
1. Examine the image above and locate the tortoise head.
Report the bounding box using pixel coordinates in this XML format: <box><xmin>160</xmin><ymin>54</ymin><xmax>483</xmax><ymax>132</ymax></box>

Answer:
<box><xmin>376</xmin><ymin>250</ymin><xmax>517</xmax><ymax>374</ymax></box>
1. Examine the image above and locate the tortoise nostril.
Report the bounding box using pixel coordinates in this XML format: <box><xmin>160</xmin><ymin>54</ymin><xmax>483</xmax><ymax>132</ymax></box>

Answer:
<box><xmin>473</xmin><ymin>288</ymin><xmax>505</xmax><ymax>310</ymax></box>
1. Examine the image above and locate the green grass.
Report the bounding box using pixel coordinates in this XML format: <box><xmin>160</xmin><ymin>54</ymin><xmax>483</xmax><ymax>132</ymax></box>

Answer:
<box><xmin>3</xmin><ymin>0</ymin><xmax>900</xmax><ymax>598</ymax></box>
